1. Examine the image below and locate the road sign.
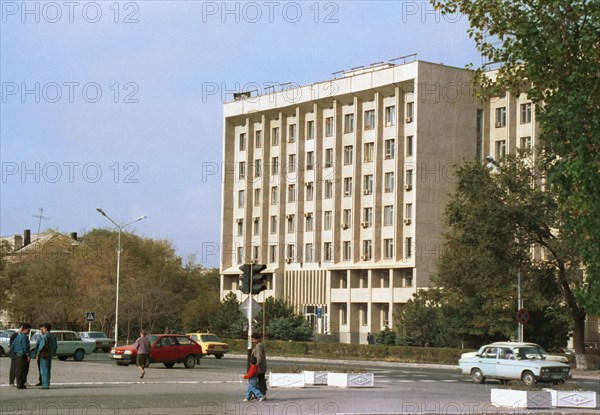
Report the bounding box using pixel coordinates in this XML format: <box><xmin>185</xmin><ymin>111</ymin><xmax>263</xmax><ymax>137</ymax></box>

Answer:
<box><xmin>239</xmin><ymin>297</ymin><xmax>261</xmax><ymax>320</ymax></box>
<box><xmin>86</xmin><ymin>312</ymin><xmax>96</xmax><ymax>322</ymax></box>
<box><xmin>516</xmin><ymin>308</ymin><xmax>530</xmax><ymax>324</ymax></box>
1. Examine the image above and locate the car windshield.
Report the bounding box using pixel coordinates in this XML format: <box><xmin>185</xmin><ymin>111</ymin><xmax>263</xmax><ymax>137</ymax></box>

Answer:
<box><xmin>88</xmin><ymin>332</ymin><xmax>108</xmax><ymax>338</ymax></box>
<box><xmin>200</xmin><ymin>335</ymin><xmax>220</xmax><ymax>342</ymax></box>
<box><xmin>147</xmin><ymin>335</ymin><xmax>158</xmax><ymax>344</ymax></box>
<box><xmin>515</xmin><ymin>347</ymin><xmax>545</xmax><ymax>360</ymax></box>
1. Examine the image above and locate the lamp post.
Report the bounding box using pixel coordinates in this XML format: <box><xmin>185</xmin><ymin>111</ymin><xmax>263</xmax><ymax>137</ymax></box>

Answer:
<box><xmin>96</xmin><ymin>208</ymin><xmax>146</xmax><ymax>345</ymax></box>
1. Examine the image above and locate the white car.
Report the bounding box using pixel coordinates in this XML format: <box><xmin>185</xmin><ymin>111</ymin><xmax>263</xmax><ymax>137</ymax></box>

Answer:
<box><xmin>30</xmin><ymin>330</ymin><xmax>95</xmax><ymax>361</ymax></box>
<box><xmin>79</xmin><ymin>331</ymin><xmax>116</xmax><ymax>352</ymax></box>
<box><xmin>459</xmin><ymin>342</ymin><xmax>570</xmax><ymax>386</ymax></box>
<box><xmin>460</xmin><ymin>341</ymin><xmax>569</xmax><ymax>363</ymax></box>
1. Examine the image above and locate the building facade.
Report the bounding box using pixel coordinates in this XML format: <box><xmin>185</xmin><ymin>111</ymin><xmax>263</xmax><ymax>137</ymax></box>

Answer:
<box><xmin>219</xmin><ymin>59</ymin><xmax>541</xmax><ymax>343</ymax></box>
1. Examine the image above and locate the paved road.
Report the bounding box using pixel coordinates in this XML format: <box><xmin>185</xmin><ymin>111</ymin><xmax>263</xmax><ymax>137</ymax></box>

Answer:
<box><xmin>0</xmin><ymin>354</ymin><xmax>598</xmax><ymax>414</ymax></box>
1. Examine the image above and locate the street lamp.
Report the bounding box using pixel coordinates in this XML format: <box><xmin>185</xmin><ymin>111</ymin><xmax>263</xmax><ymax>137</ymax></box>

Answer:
<box><xmin>96</xmin><ymin>207</ymin><xmax>146</xmax><ymax>345</ymax></box>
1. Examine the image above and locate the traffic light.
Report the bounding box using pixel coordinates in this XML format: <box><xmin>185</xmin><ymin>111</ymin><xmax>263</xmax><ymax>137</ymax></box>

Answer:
<box><xmin>251</xmin><ymin>263</ymin><xmax>267</xmax><ymax>295</ymax></box>
<box><xmin>238</xmin><ymin>264</ymin><xmax>251</xmax><ymax>294</ymax></box>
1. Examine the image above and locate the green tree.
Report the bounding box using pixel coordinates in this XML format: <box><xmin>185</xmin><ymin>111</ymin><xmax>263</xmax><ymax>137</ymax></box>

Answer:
<box><xmin>437</xmin><ymin>153</ymin><xmax>582</xmax><ymax>363</ymax></box>
<box><xmin>431</xmin><ymin>0</ymin><xmax>600</xmax><ymax>344</ymax></box>
<box><xmin>211</xmin><ymin>292</ymin><xmax>246</xmax><ymax>339</ymax></box>
<box><xmin>253</xmin><ymin>297</ymin><xmax>312</xmax><ymax>341</ymax></box>
<box><xmin>375</xmin><ymin>327</ymin><xmax>397</xmax><ymax>346</ymax></box>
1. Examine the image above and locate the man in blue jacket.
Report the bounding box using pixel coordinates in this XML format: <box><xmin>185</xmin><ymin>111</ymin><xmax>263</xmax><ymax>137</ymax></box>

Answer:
<box><xmin>35</xmin><ymin>323</ymin><xmax>57</xmax><ymax>389</ymax></box>
<box><xmin>13</xmin><ymin>323</ymin><xmax>31</xmax><ymax>389</ymax></box>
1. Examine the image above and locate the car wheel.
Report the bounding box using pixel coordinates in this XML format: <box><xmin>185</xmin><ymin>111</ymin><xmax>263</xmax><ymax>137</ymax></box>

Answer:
<box><xmin>58</xmin><ymin>356</ymin><xmax>68</xmax><ymax>361</ymax></box>
<box><xmin>471</xmin><ymin>368</ymin><xmax>485</xmax><ymax>384</ymax></box>
<box><xmin>73</xmin><ymin>349</ymin><xmax>85</xmax><ymax>361</ymax></box>
<box><xmin>0</xmin><ymin>347</ymin><xmax>4</xmax><ymax>357</ymax></box>
<box><xmin>103</xmin><ymin>348</ymin><xmax>110</xmax><ymax>353</ymax></box>
<box><xmin>215</xmin><ymin>354</ymin><xmax>223</xmax><ymax>359</ymax></box>
<box><xmin>117</xmin><ymin>362</ymin><xmax>129</xmax><ymax>366</ymax></box>
<box><xmin>184</xmin><ymin>355</ymin><xmax>196</xmax><ymax>369</ymax></box>
<box><xmin>163</xmin><ymin>362</ymin><xmax>175</xmax><ymax>368</ymax></box>
<box><xmin>521</xmin><ymin>370</ymin><xmax>536</xmax><ymax>386</ymax></box>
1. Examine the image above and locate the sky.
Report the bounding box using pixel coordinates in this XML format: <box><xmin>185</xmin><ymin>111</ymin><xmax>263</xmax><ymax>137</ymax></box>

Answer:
<box><xmin>0</xmin><ymin>0</ymin><xmax>480</xmax><ymax>268</ymax></box>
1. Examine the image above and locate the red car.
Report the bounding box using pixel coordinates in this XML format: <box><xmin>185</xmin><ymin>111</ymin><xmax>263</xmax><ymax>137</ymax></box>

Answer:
<box><xmin>110</xmin><ymin>334</ymin><xmax>202</xmax><ymax>368</ymax></box>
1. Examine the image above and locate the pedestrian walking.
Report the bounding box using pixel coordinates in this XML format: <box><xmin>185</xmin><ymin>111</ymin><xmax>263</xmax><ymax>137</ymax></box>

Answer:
<box><xmin>135</xmin><ymin>330</ymin><xmax>151</xmax><ymax>379</ymax></box>
<box><xmin>240</xmin><ymin>356</ymin><xmax>265</xmax><ymax>402</ymax></box>
<box><xmin>367</xmin><ymin>332</ymin><xmax>375</xmax><ymax>345</ymax></box>
<box><xmin>13</xmin><ymin>323</ymin><xmax>31</xmax><ymax>389</ymax></box>
<box><xmin>250</xmin><ymin>333</ymin><xmax>267</xmax><ymax>397</ymax></box>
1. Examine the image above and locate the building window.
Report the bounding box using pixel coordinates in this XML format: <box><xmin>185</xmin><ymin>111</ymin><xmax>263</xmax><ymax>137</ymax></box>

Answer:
<box><xmin>269</xmin><ymin>245</ymin><xmax>276</xmax><ymax>263</ymax></box>
<box><xmin>305</xmin><ymin>214</ymin><xmax>313</xmax><ymax>232</ymax></box>
<box><xmin>237</xmin><ymin>219</ymin><xmax>243</xmax><ymax>236</ymax></box>
<box><xmin>363</xmin><ymin>174</ymin><xmax>373</xmax><ymax>195</ymax></box>
<box><xmin>495</xmin><ymin>107</ymin><xmax>507</xmax><ymax>127</ymax></box>
<box><xmin>404</xmin><ymin>271</ymin><xmax>413</xmax><ymax>287</ymax></box>
<box><xmin>271</xmin><ymin>157</ymin><xmax>279</xmax><ymax>175</ymax></box>
<box><xmin>384</xmin><ymin>172</ymin><xmax>394</xmax><ymax>193</ymax></box>
<box><xmin>362</xmin><ymin>240</ymin><xmax>372</xmax><ymax>260</ymax></box>
<box><xmin>405</xmin><ymin>203</ymin><xmax>413</xmax><ymax>221</ymax></box>
<box><xmin>238</xmin><ymin>190</ymin><xmax>245</xmax><ymax>208</ymax></box>
<box><xmin>325</xmin><ymin>117</ymin><xmax>334</xmax><ymax>137</ymax></box>
<box><xmin>305</xmin><ymin>243</ymin><xmax>314</xmax><ymax>262</ymax></box>
<box><xmin>238</xmin><ymin>161</ymin><xmax>246</xmax><ymax>180</ymax></box>
<box><xmin>322</xmin><ymin>242</ymin><xmax>332</xmax><ymax>261</ymax></box>
<box><xmin>364</xmin><ymin>110</ymin><xmax>375</xmax><ymax>130</ymax></box>
<box><xmin>270</xmin><ymin>216</ymin><xmax>277</xmax><ymax>234</ymax></box>
<box><xmin>287</xmin><ymin>185</ymin><xmax>296</xmax><ymax>203</ymax></box>
<box><xmin>306</xmin><ymin>151</ymin><xmax>314</xmax><ymax>170</ymax></box>
<box><xmin>253</xmin><ymin>245</ymin><xmax>260</xmax><ymax>264</ymax></box>
<box><xmin>405</xmin><ymin>237</ymin><xmax>413</xmax><ymax>259</ymax></box>
<box><xmin>255</xmin><ymin>130</ymin><xmax>262</xmax><ymax>148</ymax></box>
<box><xmin>344</xmin><ymin>113</ymin><xmax>354</xmax><ymax>133</ymax></box>
<box><xmin>288</xmin><ymin>124</ymin><xmax>296</xmax><ymax>142</ymax></box>
<box><xmin>287</xmin><ymin>214</ymin><xmax>295</xmax><ymax>233</ymax></box>
<box><xmin>306</xmin><ymin>121</ymin><xmax>314</xmax><ymax>140</ymax></box>
<box><xmin>239</xmin><ymin>133</ymin><xmax>246</xmax><ymax>151</ymax></box>
<box><xmin>306</xmin><ymin>182</ymin><xmax>314</xmax><ymax>201</ymax></box>
<box><xmin>271</xmin><ymin>186</ymin><xmax>278</xmax><ymax>205</ymax></box>
<box><xmin>288</xmin><ymin>154</ymin><xmax>296</xmax><ymax>173</ymax></box>
<box><xmin>385</xmin><ymin>139</ymin><xmax>395</xmax><ymax>159</ymax></box>
<box><xmin>254</xmin><ymin>159</ymin><xmax>261</xmax><ymax>178</ymax></box>
<box><xmin>381</xmin><ymin>272</ymin><xmax>390</xmax><ymax>289</ymax></box>
<box><xmin>325</xmin><ymin>148</ymin><xmax>333</xmax><ymax>168</ymax></box>
<box><xmin>406</xmin><ymin>135</ymin><xmax>414</xmax><ymax>157</ymax></box>
<box><xmin>253</xmin><ymin>218</ymin><xmax>260</xmax><ymax>235</ymax></box>
<box><xmin>520</xmin><ymin>103</ymin><xmax>532</xmax><ymax>124</ymax></box>
<box><xmin>254</xmin><ymin>188</ymin><xmax>261</xmax><ymax>206</ymax></box>
<box><xmin>341</xmin><ymin>307</ymin><xmax>347</xmax><ymax>325</ymax></box>
<box><xmin>236</xmin><ymin>246</ymin><xmax>243</xmax><ymax>264</ymax></box>
<box><xmin>496</xmin><ymin>140</ymin><xmax>506</xmax><ymax>159</ymax></box>
<box><xmin>362</xmin><ymin>207</ymin><xmax>373</xmax><ymax>227</ymax></box>
<box><xmin>342</xmin><ymin>209</ymin><xmax>352</xmax><ymax>228</ymax></box>
<box><xmin>324</xmin><ymin>180</ymin><xmax>333</xmax><ymax>199</ymax></box>
<box><xmin>406</xmin><ymin>102</ymin><xmax>414</xmax><ymax>121</ymax></box>
<box><xmin>271</xmin><ymin>127</ymin><xmax>279</xmax><ymax>146</ymax></box>
<box><xmin>343</xmin><ymin>241</ymin><xmax>351</xmax><ymax>261</ymax></box>
<box><xmin>384</xmin><ymin>205</ymin><xmax>394</xmax><ymax>226</ymax></box>
<box><xmin>363</xmin><ymin>142</ymin><xmax>374</xmax><ymax>163</ymax></box>
<box><xmin>286</xmin><ymin>244</ymin><xmax>295</xmax><ymax>262</ymax></box>
<box><xmin>405</xmin><ymin>170</ymin><xmax>413</xmax><ymax>191</ymax></box>
<box><xmin>384</xmin><ymin>238</ymin><xmax>394</xmax><ymax>259</ymax></box>
<box><xmin>324</xmin><ymin>211</ymin><xmax>332</xmax><ymax>230</ymax></box>
<box><xmin>343</xmin><ymin>177</ymin><xmax>352</xmax><ymax>197</ymax></box>
<box><xmin>385</xmin><ymin>105</ymin><xmax>396</xmax><ymax>126</ymax></box>
<box><xmin>344</xmin><ymin>145</ymin><xmax>353</xmax><ymax>165</ymax></box>
<box><xmin>476</xmin><ymin>109</ymin><xmax>484</xmax><ymax>162</ymax></box>
<box><xmin>520</xmin><ymin>136</ymin><xmax>532</xmax><ymax>150</ymax></box>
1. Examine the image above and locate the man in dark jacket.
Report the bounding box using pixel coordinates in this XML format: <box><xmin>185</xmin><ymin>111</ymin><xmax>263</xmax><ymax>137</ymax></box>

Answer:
<box><xmin>13</xmin><ymin>323</ymin><xmax>31</xmax><ymax>389</ymax></box>
<box><xmin>250</xmin><ymin>333</ymin><xmax>268</xmax><ymax>397</ymax></box>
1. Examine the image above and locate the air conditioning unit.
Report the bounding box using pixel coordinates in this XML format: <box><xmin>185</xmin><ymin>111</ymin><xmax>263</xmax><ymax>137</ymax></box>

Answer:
<box><xmin>236</xmin><ymin>218</ymin><xmax>243</xmax><ymax>223</ymax></box>
<box><xmin>361</xmin><ymin>221</ymin><xmax>369</xmax><ymax>228</ymax></box>
<box><xmin>495</xmin><ymin>122</ymin><xmax>502</xmax><ymax>128</ymax></box>
<box><xmin>363</xmin><ymin>189</ymin><xmax>371</xmax><ymax>195</ymax></box>
<box><xmin>286</xmin><ymin>214</ymin><xmax>294</xmax><ymax>219</ymax></box>
<box><xmin>285</xmin><ymin>257</ymin><xmax>293</xmax><ymax>263</ymax></box>
<box><xmin>405</xmin><ymin>117</ymin><xmax>413</xmax><ymax>123</ymax></box>
<box><xmin>360</xmin><ymin>254</ymin><xmax>367</xmax><ymax>260</ymax></box>
<box><xmin>306</xmin><ymin>164</ymin><xmax>314</xmax><ymax>170</ymax></box>
<box><xmin>324</xmin><ymin>162</ymin><xmax>332</xmax><ymax>168</ymax></box>
<box><xmin>341</xmin><ymin>223</ymin><xmax>349</xmax><ymax>230</ymax></box>
<box><xmin>404</xmin><ymin>218</ymin><xmax>412</xmax><ymax>225</ymax></box>
<box><xmin>288</xmin><ymin>137</ymin><xmax>295</xmax><ymax>143</ymax></box>
<box><xmin>405</xmin><ymin>183</ymin><xmax>413</xmax><ymax>191</ymax></box>
<box><xmin>305</xmin><ymin>182</ymin><xmax>312</xmax><ymax>187</ymax></box>
<box><xmin>304</xmin><ymin>212</ymin><xmax>312</xmax><ymax>217</ymax></box>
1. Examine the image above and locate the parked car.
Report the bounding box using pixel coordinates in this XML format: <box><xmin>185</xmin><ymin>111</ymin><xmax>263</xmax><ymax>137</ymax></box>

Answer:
<box><xmin>459</xmin><ymin>342</ymin><xmax>571</xmax><ymax>386</ymax></box>
<box><xmin>461</xmin><ymin>341</ymin><xmax>569</xmax><ymax>363</ymax></box>
<box><xmin>110</xmin><ymin>334</ymin><xmax>202</xmax><ymax>368</ymax></box>
<box><xmin>0</xmin><ymin>329</ymin><xmax>17</xmax><ymax>357</ymax></box>
<box><xmin>79</xmin><ymin>331</ymin><xmax>116</xmax><ymax>352</ymax></box>
<box><xmin>30</xmin><ymin>330</ymin><xmax>95</xmax><ymax>361</ymax></box>
<box><xmin>186</xmin><ymin>332</ymin><xmax>229</xmax><ymax>358</ymax></box>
